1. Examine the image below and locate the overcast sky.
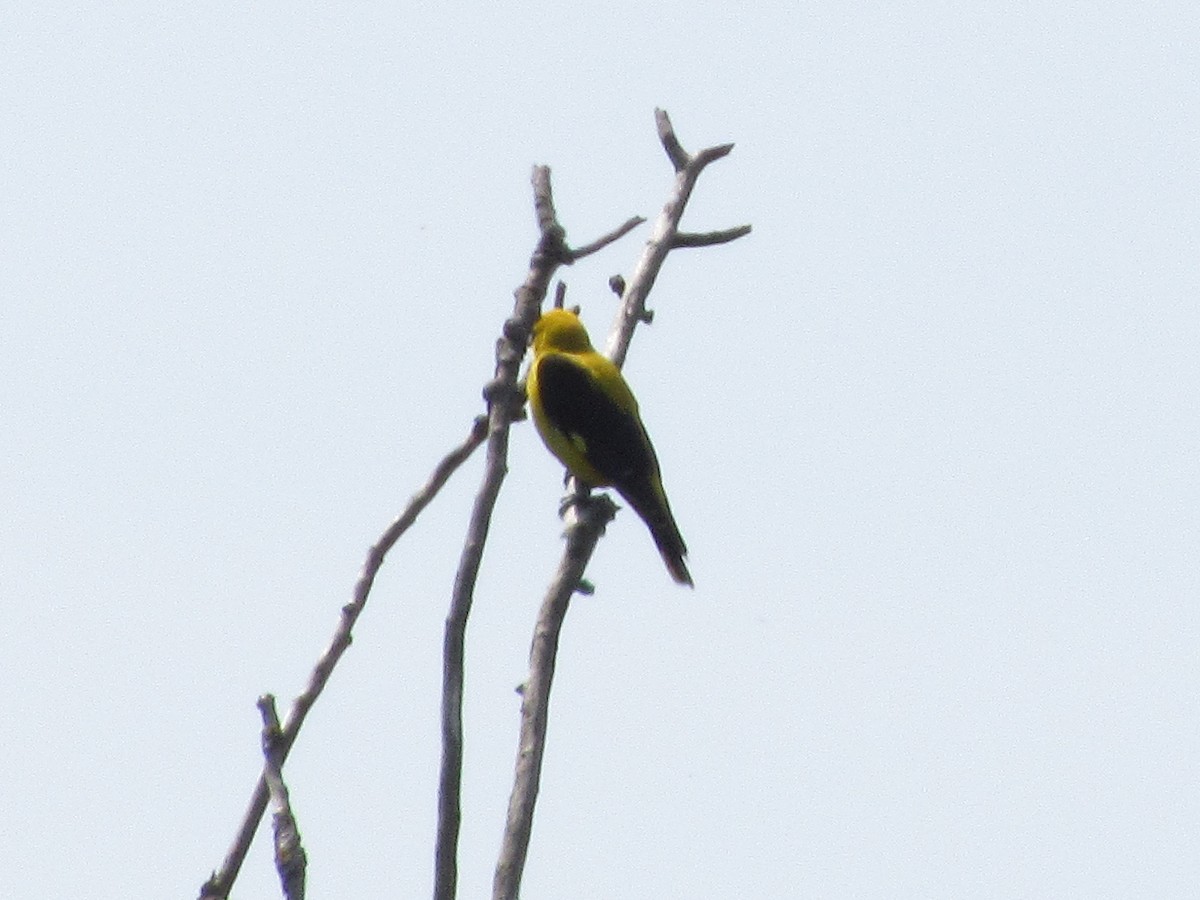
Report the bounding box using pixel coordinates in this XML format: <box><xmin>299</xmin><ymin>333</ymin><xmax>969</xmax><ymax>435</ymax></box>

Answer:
<box><xmin>4</xmin><ymin>2</ymin><xmax>1198</xmax><ymax>898</ymax></box>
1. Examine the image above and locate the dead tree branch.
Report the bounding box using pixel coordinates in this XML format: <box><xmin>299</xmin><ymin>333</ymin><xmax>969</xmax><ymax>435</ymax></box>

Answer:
<box><xmin>568</xmin><ymin>216</ymin><xmax>646</xmax><ymax>261</ymax></box>
<box><xmin>605</xmin><ymin>108</ymin><xmax>751</xmax><ymax>369</ymax></box>
<box><xmin>492</xmin><ymin>109</ymin><xmax>750</xmax><ymax>900</ymax></box>
<box><xmin>433</xmin><ymin>167</ymin><xmax>643</xmax><ymax>900</ymax></box>
<box><xmin>491</xmin><ymin>494</ymin><xmax>616</xmax><ymax>898</ymax></box>
<box><xmin>199</xmin><ymin>415</ymin><xmax>487</xmax><ymax>900</ymax></box>
<box><xmin>672</xmin><ymin>225</ymin><xmax>754</xmax><ymax>248</ymax></box>
<box><xmin>258</xmin><ymin>694</ymin><xmax>307</xmax><ymax>900</ymax></box>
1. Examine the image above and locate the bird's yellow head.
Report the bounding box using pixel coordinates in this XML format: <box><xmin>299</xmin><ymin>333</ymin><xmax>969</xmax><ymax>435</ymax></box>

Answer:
<box><xmin>532</xmin><ymin>308</ymin><xmax>595</xmax><ymax>355</ymax></box>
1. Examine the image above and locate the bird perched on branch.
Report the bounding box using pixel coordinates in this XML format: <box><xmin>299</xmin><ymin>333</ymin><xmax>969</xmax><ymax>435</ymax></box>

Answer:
<box><xmin>527</xmin><ymin>308</ymin><xmax>693</xmax><ymax>587</ymax></box>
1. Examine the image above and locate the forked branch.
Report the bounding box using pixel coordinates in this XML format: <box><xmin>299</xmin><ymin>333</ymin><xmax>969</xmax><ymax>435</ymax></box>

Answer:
<box><xmin>492</xmin><ymin>110</ymin><xmax>749</xmax><ymax>900</ymax></box>
<box><xmin>433</xmin><ymin>168</ymin><xmax>645</xmax><ymax>900</ymax></box>
<box><xmin>605</xmin><ymin>108</ymin><xmax>752</xmax><ymax>368</ymax></box>
<box><xmin>198</xmin><ymin>416</ymin><xmax>487</xmax><ymax>900</ymax></box>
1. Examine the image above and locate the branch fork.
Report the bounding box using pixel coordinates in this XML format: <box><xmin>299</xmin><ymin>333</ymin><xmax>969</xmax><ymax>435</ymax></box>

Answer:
<box><xmin>199</xmin><ymin>109</ymin><xmax>747</xmax><ymax>900</ymax></box>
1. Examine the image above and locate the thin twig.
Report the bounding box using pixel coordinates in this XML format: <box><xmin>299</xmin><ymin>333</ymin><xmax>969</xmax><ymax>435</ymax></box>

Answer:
<box><xmin>606</xmin><ymin>108</ymin><xmax>751</xmax><ymax>369</ymax></box>
<box><xmin>568</xmin><ymin>216</ymin><xmax>646</xmax><ymax>261</ymax></box>
<box><xmin>492</xmin><ymin>110</ymin><xmax>750</xmax><ymax>900</ymax></box>
<box><xmin>657</xmin><ymin>110</ymin><xmax>691</xmax><ymax>171</ymax></box>
<box><xmin>258</xmin><ymin>695</ymin><xmax>307</xmax><ymax>900</ymax></box>
<box><xmin>433</xmin><ymin>167</ymin><xmax>643</xmax><ymax>900</ymax></box>
<box><xmin>672</xmin><ymin>225</ymin><xmax>754</xmax><ymax>248</ymax></box>
<box><xmin>199</xmin><ymin>415</ymin><xmax>488</xmax><ymax>900</ymax></box>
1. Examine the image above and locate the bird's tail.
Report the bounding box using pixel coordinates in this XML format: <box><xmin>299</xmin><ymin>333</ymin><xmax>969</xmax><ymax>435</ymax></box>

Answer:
<box><xmin>624</xmin><ymin>485</ymin><xmax>693</xmax><ymax>587</ymax></box>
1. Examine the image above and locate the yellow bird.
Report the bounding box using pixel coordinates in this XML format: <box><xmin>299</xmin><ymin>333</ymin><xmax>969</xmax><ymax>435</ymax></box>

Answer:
<box><xmin>527</xmin><ymin>308</ymin><xmax>693</xmax><ymax>586</ymax></box>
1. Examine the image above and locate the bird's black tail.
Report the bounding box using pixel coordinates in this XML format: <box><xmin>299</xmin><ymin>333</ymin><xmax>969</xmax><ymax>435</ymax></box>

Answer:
<box><xmin>623</xmin><ymin>486</ymin><xmax>693</xmax><ymax>587</ymax></box>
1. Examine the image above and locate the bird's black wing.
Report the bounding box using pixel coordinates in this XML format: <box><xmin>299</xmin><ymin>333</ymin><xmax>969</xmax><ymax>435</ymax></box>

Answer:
<box><xmin>535</xmin><ymin>354</ymin><xmax>659</xmax><ymax>487</ymax></box>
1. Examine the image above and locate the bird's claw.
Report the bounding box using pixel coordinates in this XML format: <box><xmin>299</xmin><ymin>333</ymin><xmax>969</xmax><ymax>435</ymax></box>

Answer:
<box><xmin>557</xmin><ymin>482</ymin><xmax>591</xmax><ymax>518</ymax></box>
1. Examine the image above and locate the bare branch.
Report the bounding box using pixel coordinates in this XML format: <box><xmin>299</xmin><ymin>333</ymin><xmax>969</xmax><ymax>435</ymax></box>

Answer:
<box><xmin>606</xmin><ymin>110</ymin><xmax>748</xmax><ymax>367</ymax></box>
<box><xmin>258</xmin><ymin>695</ymin><xmax>307</xmax><ymax>900</ymax></box>
<box><xmin>531</xmin><ymin>167</ymin><xmax>569</xmax><ymax>266</ymax></box>
<box><xmin>197</xmin><ymin>138</ymin><xmax>663</xmax><ymax>900</ymax></box>
<box><xmin>492</xmin><ymin>495</ymin><xmax>617</xmax><ymax>900</ymax></box>
<box><xmin>434</xmin><ymin>168</ymin><xmax>643</xmax><ymax>900</ymax></box>
<box><xmin>693</xmin><ymin>141</ymin><xmax>736</xmax><ymax>167</ymax></box>
<box><xmin>493</xmin><ymin>110</ymin><xmax>749</xmax><ymax>900</ymax></box>
<box><xmin>568</xmin><ymin>216</ymin><xmax>646</xmax><ymax>261</ymax></box>
<box><xmin>198</xmin><ymin>415</ymin><xmax>488</xmax><ymax>900</ymax></box>
<box><xmin>656</xmin><ymin>108</ymin><xmax>690</xmax><ymax>171</ymax></box>
<box><xmin>672</xmin><ymin>224</ymin><xmax>753</xmax><ymax>248</ymax></box>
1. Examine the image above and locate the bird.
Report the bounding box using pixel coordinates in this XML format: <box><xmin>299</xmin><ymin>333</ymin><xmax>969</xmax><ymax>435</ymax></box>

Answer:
<box><xmin>526</xmin><ymin>307</ymin><xmax>693</xmax><ymax>586</ymax></box>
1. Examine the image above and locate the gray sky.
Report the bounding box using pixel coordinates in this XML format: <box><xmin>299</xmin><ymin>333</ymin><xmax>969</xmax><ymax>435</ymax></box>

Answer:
<box><xmin>4</xmin><ymin>2</ymin><xmax>1198</xmax><ymax>897</ymax></box>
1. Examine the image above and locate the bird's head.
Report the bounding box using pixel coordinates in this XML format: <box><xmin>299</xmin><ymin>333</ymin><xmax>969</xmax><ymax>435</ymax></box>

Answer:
<box><xmin>532</xmin><ymin>308</ymin><xmax>595</xmax><ymax>354</ymax></box>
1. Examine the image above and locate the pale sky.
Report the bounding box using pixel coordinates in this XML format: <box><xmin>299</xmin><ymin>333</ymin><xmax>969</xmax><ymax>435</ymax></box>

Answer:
<box><xmin>4</xmin><ymin>3</ymin><xmax>1198</xmax><ymax>898</ymax></box>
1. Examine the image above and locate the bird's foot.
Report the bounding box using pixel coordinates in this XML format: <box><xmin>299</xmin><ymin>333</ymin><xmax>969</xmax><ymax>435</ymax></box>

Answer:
<box><xmin>557</xmin><ymin>479</ymin><xmax>592</xmax><ymax>518</ymax></box>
